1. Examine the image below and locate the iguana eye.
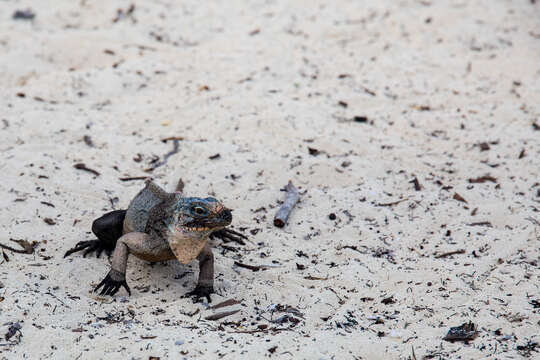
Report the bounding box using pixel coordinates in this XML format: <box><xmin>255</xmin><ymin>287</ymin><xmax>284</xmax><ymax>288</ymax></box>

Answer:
<box><xmin>193</xmin><ymin>206</ymin><xmax>206</xmax><ymax>215</ymax></box>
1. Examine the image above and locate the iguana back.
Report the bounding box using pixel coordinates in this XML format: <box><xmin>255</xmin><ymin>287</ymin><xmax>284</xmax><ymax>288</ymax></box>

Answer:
<box><xmin>123</xmin><ymin>182</ymin><xmax>169</xmax><ymax>234</ymax></box>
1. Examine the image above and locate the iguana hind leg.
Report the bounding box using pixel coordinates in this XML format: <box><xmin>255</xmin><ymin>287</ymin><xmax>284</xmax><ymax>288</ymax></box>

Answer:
<box><xmin>64</xmin><ymin>210</ymin><xmax>126</xmax><ymax>258</ymax></box>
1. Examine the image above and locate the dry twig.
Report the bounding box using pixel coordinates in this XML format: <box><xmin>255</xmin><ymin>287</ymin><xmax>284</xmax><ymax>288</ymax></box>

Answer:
<box><xmin>205</xmin><ymin>309</ymin><xmax>240</xmax><ymax>321</ymax></box>
<box><xmin>274</xmin><ymin>181</ymin><xmax>300</xmax><ymax>228</ymax></box>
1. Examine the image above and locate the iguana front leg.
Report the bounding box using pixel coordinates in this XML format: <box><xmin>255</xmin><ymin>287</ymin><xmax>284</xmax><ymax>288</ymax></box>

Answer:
<box><xmin>94</xmin><ymin>232</ymin><xmax>169</xmax><ymax>296</ymax></box>
<box><xmin>185</xmin><ymin>243</ymin><xmax>214</xmax><ymax>303</ymax></box>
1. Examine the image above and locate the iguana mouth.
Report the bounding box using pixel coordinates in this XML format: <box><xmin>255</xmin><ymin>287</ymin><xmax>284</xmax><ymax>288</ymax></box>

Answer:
<box><xmin>183</xmin><ymin>226</ymin><xmax>212</xmax><ymax>232</ymax></box>
<box><xmin>182</xmin><ymin>208</ymin><xmax>232</xmax><ymax>232</ymax></box>
<box><xmin>181</xmin><ymin>222</ymin><xmax>227</xmax><ymax>233</ymax></box>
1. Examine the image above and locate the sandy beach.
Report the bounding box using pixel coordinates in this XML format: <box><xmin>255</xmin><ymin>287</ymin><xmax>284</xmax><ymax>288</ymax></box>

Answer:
<box><xmin>1</xmin><ymin>1</ymin><xmax>539</xmax><ymax>359</ymax></box>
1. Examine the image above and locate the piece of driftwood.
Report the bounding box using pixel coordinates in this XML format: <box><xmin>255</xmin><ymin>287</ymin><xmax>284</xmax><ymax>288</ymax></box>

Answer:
<box><xmin>204</xmin><ymin>309</ymin><xmax>240</xmax><ymax>321</ymax></box>
<box><xmin>234</xmin><ymin>261</ymin><xmax>262</xmax><ymax>272</ymax></box>
<box><xmin>74</xmin><ymin>163</ymin><xmax>100</xmax><ymax>176</ymax></box>
<box><xmin>233</xmin><ymin>262</ymin><xmax>280</xmax><ymax>272</ymax></box>
<box><xmin>119</xmin><ymin>176</ymin><xmax>147</xmax><ymax>182</ymax></box>
<box><xmin>273</xmin><ymin>181</ymin><xmax>299</xmax><ymax>228</ymax></box>
<box><xmin>435</xmin><ymin>249</ymin><xmax>465</xmax><ymax>259</ymax></box>
<box><xmin>209</xmin><ymin>299</ymin><xmax>242</xmax><ymax>310</ymax></box>
<box><xmin>0</xmin><ymin>239</ymin><xmax>37</xmax><ymax>254</ymax></box>
<box><xmin>376</xmin><ymin>198</ymin><xmax>409</xmax><ymax>207</ymax></box>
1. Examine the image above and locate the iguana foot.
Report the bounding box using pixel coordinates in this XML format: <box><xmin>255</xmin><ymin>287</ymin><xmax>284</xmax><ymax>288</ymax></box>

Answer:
<box><xmin>64</xmin><ymin>240</ymin><xmax>110</xmax><ymax>258</ymax></box>
<box><xmin>94</xmin><ymin>269</ymin><xmax>131</xmax><ymax>296</ymax></box>
<box><xmin>209</xmin><ymin>228</ymin><xmax>247</xmax><ymax>245</ymax></box>
<box><xmin>184</xmin><ymin>285</ymin><xmax>213</xmax><ymax>303</ymax></box>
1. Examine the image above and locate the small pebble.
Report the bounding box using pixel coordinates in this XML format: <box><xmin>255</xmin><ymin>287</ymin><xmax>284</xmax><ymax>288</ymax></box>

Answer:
<box><xmin>13</xmin><ymin>9</ymin><xmax>35</xmax><ymax>20</ymax></box>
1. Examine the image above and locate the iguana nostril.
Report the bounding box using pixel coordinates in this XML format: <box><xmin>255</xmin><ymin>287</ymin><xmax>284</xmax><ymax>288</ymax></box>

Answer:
<box><xmin>221</xmin><ymin>209</ymin><xmax>232</xmax><ymax>223</ymax></box>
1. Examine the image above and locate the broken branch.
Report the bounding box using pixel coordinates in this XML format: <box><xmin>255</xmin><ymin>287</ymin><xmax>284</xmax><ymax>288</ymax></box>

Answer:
<box><xmin>273</xmin><ymin>181</ymin><xmax>300</xmax><ymax>228</ymax></box>
<box><xmin>376</xmin><ymin>198</ymin><xmax>409</xmax><ymax>207</ymax></box>
<box><xmin>233</xmin><ymin>261</ymin><xmax>262</xmax><ymax>272</ymax></box>
<box><xmin>435</xmin><ymin>249</ymin><xmax>465</xmax><ymax>259</ymax></box>
<box><xmin>74</xmin><ymin>163</ymin><xmax>100</xmax><ymax>176</ymax></box>
<box><xmin>119</xmin><ymin>176</ymin><xmax>148</xmax><ymax>182</ymax></box>
<box><xmin>0</xmin><ymin>239</ymin><xmax>37</xmax><ymax>254</ymax></box>
<box><xmin>209</xmin><ymin>299</ymin><xmax>242</xmax><ymax>310</ymax></box>
<box><xmin>204</xmin><ymin>309</ymin><xmax>240</xmax><ymax>321</ymax></box>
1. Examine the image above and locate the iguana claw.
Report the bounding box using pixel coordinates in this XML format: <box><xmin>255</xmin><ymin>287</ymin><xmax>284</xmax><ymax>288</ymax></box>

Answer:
<box><xmin>184</xmin><ymin>285</ymin><xmax>213</xmax><ymax>303</ymax></box>
<box><xmin>94</xmin><ymin>270</ymin><xmax>131</xmax><ymax>296</ymax></box>
<box><xmin>209</xmin><ymin>228</ymin><xmax>247</xmax><ymax>245</ymax></box>
<box><xmin>64</xmin><ymin>240</ymin><xmax>110</xmax><ymax>258</ymax></box>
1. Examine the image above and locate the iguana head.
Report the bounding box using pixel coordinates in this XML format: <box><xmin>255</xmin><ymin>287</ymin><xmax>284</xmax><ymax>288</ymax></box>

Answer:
<box><xmin>165</xmin><ymin>195</ymin><xmax>232</xmax><ymax>264</ymax></box>
<box><xmin>175</xmin><ymin>197</ymin><xmax>232</xmax><ymax>233</ymax></box>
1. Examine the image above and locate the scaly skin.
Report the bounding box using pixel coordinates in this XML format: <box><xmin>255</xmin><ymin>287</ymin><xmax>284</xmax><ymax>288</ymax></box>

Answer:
<box><xmin>66</xmin><ymin>179</ymin><xmax>245</xmax><ymax>302</ymax></box>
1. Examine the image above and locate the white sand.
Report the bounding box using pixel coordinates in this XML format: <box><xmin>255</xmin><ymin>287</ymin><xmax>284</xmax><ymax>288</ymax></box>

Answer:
<box><xmin>1</xmin><ymin>1</ymin><xmax>539</xmax><ymax>359</ymax></box>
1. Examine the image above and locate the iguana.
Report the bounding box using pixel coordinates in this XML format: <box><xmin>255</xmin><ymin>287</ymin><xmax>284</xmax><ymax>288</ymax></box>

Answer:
<box><xmin>64</xmin><ymin>178</ymin><xmax>246</xmax><ymax>302</ymax></box>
